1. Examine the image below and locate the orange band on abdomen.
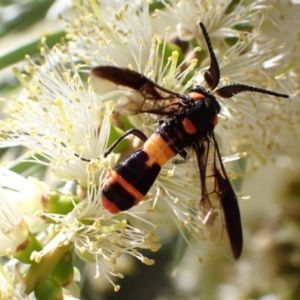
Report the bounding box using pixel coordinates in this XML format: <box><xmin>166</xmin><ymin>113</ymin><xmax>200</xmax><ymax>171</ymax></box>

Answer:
<box><xmin>107</xmin><ymin>170</ymin><xmax>144</xmax><ymax>205</ymax></box>
<box><xmin>142</xmin><ymin>133</ymin><xmax>176</xmax><ymax>167</ymax></box>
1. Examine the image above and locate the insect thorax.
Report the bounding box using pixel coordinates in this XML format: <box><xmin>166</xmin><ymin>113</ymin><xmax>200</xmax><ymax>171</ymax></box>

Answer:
<box><xmin>156</xmin><ymin>98</ymin><xmax>217</xmax><ymax>154</ymax></box>
<box><xmin>184</xmin><ymin>97</ymin><xmax>218</xmax><ymax>134</ymax></box>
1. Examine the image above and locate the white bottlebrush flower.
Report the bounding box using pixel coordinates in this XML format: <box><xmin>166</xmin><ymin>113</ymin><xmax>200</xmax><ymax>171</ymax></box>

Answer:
<box><xmin>149</xmin><ymin>150</ymin><xmax>247</xmax><ymax>261</ymax></box>
<box><xmin>59</xmin><ymin>0</ymin><xmax>297</xmax><ymax>259</ymax></box>
<box><xmin>153</xmin><ymin>160</ymin><xmax>210</xmax><ymax>260</ymax></box>
<box><xmin>0</xmin><ymin>159</ymin><xmax>159</xmax><ymax>292</ymax></box>
<box><xmin>32</xmin><ymin>180</ymin><xmax>160</xmax><ymax>292</ymax></box>
<box><xmin>0</xmin><ymin>259</ymin><xmax>80</xmax><ymax>300</ymax></box>
<box><xmin>0</xmin><ymin>167</ymin><xmax>50</xmax><ymax>233</ymax></box>
<box><xmin>0</xmin><ymin>181</ymin><xmax>31</xmax><ymax>257</ymax></box>
<box><xmin>0</xmin><ymin>260</ymin><xmax>29</xmax><ymax>300</ymax></box>
<box><xmin>65</xmin><ymin>0</ymin><xmax>296</xmax><ymax>164</ymax></box>
<box><xmin>247</xmin><ymin>1</ymin><xmax>300</xmax><ymax>160</ymax></box>
<box><xmin>64</xmin><ymin>0</ymin><xmax>154</xmax><ymax>70</ymax></box>
<box><xmin>153</xmin><ymin>0</ymin><xmax>265</xmax><ymax>42</ymax></box>
<box><xmin>0</xmin><ymin>5</ymin><xmax>298</xmax><ymax>295</ymax></box>
<box><xmin>0</xmin><ymin>39</ymin><xmax>114</xmax><ymax>187</ymax></box>
<box><xmin>256</xmin><ymin>0</ymin><xmax>300</xmax><ymax>58</ymax></box>
<box><xmin>153</xmin><ymin>0</ymin><xmax>297</xmax><ymax>162</ymax></box>
<box><xmin>0</xmin><ymin>37</ymin><xmax>161</xmax><ymax>291</ymax></box>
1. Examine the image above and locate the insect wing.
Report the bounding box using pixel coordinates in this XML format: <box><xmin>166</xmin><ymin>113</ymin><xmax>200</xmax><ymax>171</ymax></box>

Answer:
<box><xmin>194</xmin><ymin>135</ymin><xmax>243</xmax><ymax>259</ymax></box>
<box><xmin>91</xmin><ymin>66</ymin><xmax>185</xmax><ymax>115</ymax></box>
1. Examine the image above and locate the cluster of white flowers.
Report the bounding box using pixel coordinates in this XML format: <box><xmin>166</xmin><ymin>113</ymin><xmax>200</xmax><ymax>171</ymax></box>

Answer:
<box><xmin>0</xmin><ymin>0</ymin><xmax>299</xmax><ymax>298</ymax></box>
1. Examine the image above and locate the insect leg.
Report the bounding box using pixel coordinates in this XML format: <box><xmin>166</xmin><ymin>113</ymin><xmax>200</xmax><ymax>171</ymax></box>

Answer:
<box><xmin>103</xmin><ymin>128</ymin><xmax>148</xmax><ymax>157</ymax></box>
<box><xmin>74</xmin><ymin>153</ymin><xmax>91</xmax><ymax>162</ymax></box>
<box><xmin>75</xmin><ymin>129</ymin><xmax>147</xmax><ymax>161</ymax></box>
<box><xmin>172</xmin><ymin>150</ymin><xmax>188</xmax><ymax>164</ymax></box>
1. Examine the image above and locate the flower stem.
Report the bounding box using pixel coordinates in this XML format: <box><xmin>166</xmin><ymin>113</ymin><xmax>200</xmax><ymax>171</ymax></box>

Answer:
<box><xmin>24</xmin><ymin>244</ymin><xmax>71</xmax><ymax>294</ymax></box>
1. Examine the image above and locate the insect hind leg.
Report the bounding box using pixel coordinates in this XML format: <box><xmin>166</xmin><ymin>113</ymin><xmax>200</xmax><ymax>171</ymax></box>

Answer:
<box><xmin>103</xmin><ymin>128</ymin><xmax>148</xmax><ymax>157</ymax></box>
<box><xmin>75</xmin><ymin>129</ymin><xmax>148</xmax><ymax>161</ymax></box>
<box><xmin>74</xmin><ymin>153</ymin><xmax>91</xmax><ymax>162</ymax></box>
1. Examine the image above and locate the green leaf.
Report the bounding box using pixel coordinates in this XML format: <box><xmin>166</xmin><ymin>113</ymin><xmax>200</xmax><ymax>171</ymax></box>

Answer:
<box><xmin>0</xmin><ymin>30</ymin><xmax>66</xmax><ymax>70</ymax></box>
<box><xmin>158</xmin><ymin>41</ymin><xmax>184</xmax><ymax>70</ymax></box>
<box><xmin>8</xmin><ymin>153</ymin><xmax>48</xmax><ymax>178</ymax></box>
<box><xmin>231</xmin><ymin>157</ymin><xmax>247</xmax><ymax>192</ymax></box>
<box><xmin>224</xmin><ymin>37</ymin><xmax>239</xmax><ymax>47</ymax></box>
<box><xmin>118</xmin><ymin>115</ymin><xmax>134</xmax><ymax>131</ymax></box>
<box><xmin>148</xmin><ymin>1</ymin><xmax>170</xmax><ymax>13</ymax></box>
<box><xmin>0</xmin><ymin>0</ymin><xmax>56</xmax><ymax>38</ymax></box>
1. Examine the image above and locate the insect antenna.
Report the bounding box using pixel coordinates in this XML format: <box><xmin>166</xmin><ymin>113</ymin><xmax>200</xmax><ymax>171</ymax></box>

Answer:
<box><xmin>199</xmin><ymin>22</ymin><xmax>220</xmax><ymax>90</ymax></box>
<box><xmin>215</xmin><ymin>83</ymin><xmax>289</xmax><ymax>99</ymax></box>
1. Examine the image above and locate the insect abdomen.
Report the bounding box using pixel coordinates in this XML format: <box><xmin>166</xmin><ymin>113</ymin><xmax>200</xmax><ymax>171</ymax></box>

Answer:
<box><xmin>102</xmin><ymin>133</ymin><xmax>176</xmax><ymax>214</ymax></box>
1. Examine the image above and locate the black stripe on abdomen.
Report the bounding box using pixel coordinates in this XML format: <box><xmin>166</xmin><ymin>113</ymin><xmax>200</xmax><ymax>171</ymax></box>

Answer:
<box><xmin>102</xmin><ymin>181</ymin><xmax>136</xmax><ymax>211</ymax></box>
<box><xmin>116</xmin><ymin>150</ymin><xmax>161</xmax><ymax>195</ymax></box>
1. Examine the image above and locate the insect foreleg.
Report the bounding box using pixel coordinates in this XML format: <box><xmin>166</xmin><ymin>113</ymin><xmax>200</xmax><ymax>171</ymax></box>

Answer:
<box><xmin>103</xmin><ymin>128</ymin><xmax>148</xmax><ymax>157</ymax></box>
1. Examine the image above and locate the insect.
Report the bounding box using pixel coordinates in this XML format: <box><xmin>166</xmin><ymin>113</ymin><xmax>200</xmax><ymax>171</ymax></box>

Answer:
<box><xmin>89</xmin><ymin>23</ymin><xmax>289</xmax><ymax>259</ymax></box>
